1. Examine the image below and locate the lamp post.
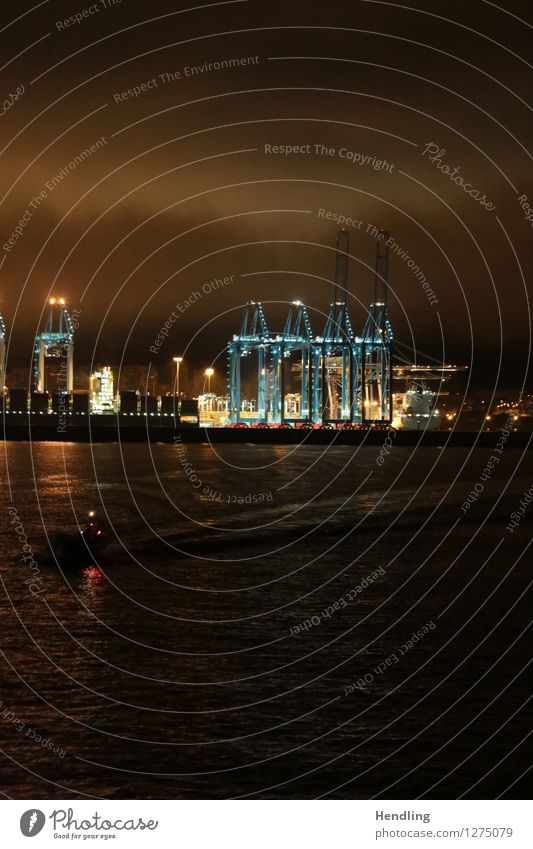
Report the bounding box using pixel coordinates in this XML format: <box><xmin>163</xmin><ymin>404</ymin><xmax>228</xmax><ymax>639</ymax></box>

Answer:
<box><xmin>205</xmin><ymin>367</ymin><xmax>214</xmax><ymax>394</ymax></box>
<box><xmin>173</xmin><ymin>357</ymin><xmax>183</xmax><ymax>397</ymax></box>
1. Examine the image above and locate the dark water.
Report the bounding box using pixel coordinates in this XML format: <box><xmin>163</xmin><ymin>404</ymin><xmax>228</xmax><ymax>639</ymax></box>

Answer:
<box><xmin>0</xmin><ymin>441</ymin><xmax>530</xmax><ymax>799</ymax></box>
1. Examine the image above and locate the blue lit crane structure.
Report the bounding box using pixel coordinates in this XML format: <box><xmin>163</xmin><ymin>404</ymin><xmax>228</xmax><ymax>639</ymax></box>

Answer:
<box><xmin>276</xmin><ymin>300</ymin><xmax>318</xmax><ymax>421</ymax></box>
<box><xmin>228</xmin><ymin>301</ymin><xmax>271</xmax><ymax>422</ymax></box>
<box><xmin>33</xmin><ymin>297</ymin><xmax>75</xmax><ymax>393</ymax></box>
<box><xmin>361</xmin><ymin>232</ymin><xmax>393</xmax><ymax>422</ymax></box>
<box><xmin>229</xmin><ymin>300</ymin><xmax>320</xmax><ymax>424</ymax></box>
<box><xmin>227</xmin><ymin>230</ymin><xmax>393</xmax><ymax>425</ymax></box>
<box><xmin>320</xmin><ymin>229</ymin><xmax>359</xmax><ymax>422</ymax></box>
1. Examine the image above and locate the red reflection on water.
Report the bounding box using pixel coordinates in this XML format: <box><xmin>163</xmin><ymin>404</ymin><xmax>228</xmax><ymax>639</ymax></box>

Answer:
<box><xmin>80</xmin><ymin>565</ymin><xmax>107</xmax><ymax>602</ymax></box>
<box><xmin>84</xmin><ymin>566</ymin><xmax>103</xmax><ymax>580</ymax></box>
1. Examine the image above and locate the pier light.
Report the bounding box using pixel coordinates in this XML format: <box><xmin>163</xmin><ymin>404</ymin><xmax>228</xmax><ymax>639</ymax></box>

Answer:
<box><xmin>205</xmin><ymin>367</ymin><xmax>214</xmax><ymax>392</ymax></box>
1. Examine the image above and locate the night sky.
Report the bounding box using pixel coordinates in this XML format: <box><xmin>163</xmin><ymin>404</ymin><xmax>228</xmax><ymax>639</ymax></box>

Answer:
<box><xmin>2</xmin><ymin>0</ymin><xmax>532</xmax><ymax>391</ymax></box>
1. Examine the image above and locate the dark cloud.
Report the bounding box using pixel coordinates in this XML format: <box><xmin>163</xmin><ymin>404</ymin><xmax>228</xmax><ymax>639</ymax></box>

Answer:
<box><xmin>1</xmin><ymin>0</ymin><xmax>532</xmax><ymax>389</ymax></box>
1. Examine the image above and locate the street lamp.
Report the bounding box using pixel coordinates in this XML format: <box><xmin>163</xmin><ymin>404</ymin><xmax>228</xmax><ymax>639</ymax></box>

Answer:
<box><xmin>173</xmin><ymin>357</ymin><xmax>183</xmax><ymax>397</ymax></box>
<box><xmin>205</xmin><ymin>367</ymin><xmax>214</xmax><ymax>393</ymax></box>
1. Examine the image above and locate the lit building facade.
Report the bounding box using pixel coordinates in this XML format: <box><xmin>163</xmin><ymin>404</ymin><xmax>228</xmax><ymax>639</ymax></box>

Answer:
<box><xmin>90</xmin><ymin>367</ymin><xmax>115</xmax><ymax>414</ymax></box>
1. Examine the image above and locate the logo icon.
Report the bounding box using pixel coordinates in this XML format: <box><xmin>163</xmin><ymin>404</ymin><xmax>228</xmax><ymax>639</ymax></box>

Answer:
<box><xmin>20</xmin><ymin>810</ymin><xmax>46</xmax><ymax>837</ymax></box>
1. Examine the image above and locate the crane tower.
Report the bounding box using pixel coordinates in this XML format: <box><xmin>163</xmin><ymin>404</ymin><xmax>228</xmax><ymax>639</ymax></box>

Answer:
<box><xmin>33</xmin><ymin>298</ymin><xmax>75</xmax><ymax>393</ymax></box>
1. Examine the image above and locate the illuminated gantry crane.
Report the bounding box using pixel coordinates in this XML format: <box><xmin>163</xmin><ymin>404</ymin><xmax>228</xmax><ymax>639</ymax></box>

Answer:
<box><xmin>228</xmin><ymin>301</ymin><xmax>272</xmax><ymax>422</ymax></box>
<box><xmin>320</xmin><ymin>229</ymin><xmax>359</xmax><ymax>421</ymax></box>
<box><xmin>33</xmin><ymin>297</ymin><xmax>75</xmax><ymax>393</ymax></box>
<box><xmin>0</xmin><ymin>311</ymin><xmax>6</xmax><ymax>391</ymax></box>
<box><xmin>227</xmin><ymin>230</ymin><xmax>393</xmax><ymax>425</ymax></box>
<box><xmin>229</xmin><ymin>300</ymin><xmax>321</xmax><ymax>424</ymax></box>
<box><xmin>361</xmin><ymin>232</ymin><xmax>393</xmax><ymax>422</ymax></box>
<box><xmin>280</xmin><ymin>300</ymin><xmax>318</xmax><ymax>420</ymax></box>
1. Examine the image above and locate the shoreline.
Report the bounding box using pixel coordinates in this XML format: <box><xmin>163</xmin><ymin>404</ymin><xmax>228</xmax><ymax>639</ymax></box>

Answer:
<box><xmin>1</xmin><ymin>416</ymin><xmax>532</xmax><ymax>447</ymax></box>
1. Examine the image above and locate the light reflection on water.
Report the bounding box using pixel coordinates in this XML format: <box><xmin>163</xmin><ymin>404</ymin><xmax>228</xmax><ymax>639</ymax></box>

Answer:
<box><xmin>0</xmin><ymin>442</ymin><xmax>530</xmax><ymax>799</ymax></box>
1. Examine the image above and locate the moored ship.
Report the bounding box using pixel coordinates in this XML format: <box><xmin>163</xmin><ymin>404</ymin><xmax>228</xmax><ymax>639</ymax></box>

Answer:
<box><xmin>393</xmin><ymin>387</ymin><xmax>442</xmax><ymax>431</ymax></box>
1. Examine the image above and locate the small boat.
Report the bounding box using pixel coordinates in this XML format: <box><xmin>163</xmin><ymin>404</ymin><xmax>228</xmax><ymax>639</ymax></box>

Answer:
<box><xmin>49</xmin><ymin>512</ymin><xmax>109</xmax><ymax>567</ymax></box>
